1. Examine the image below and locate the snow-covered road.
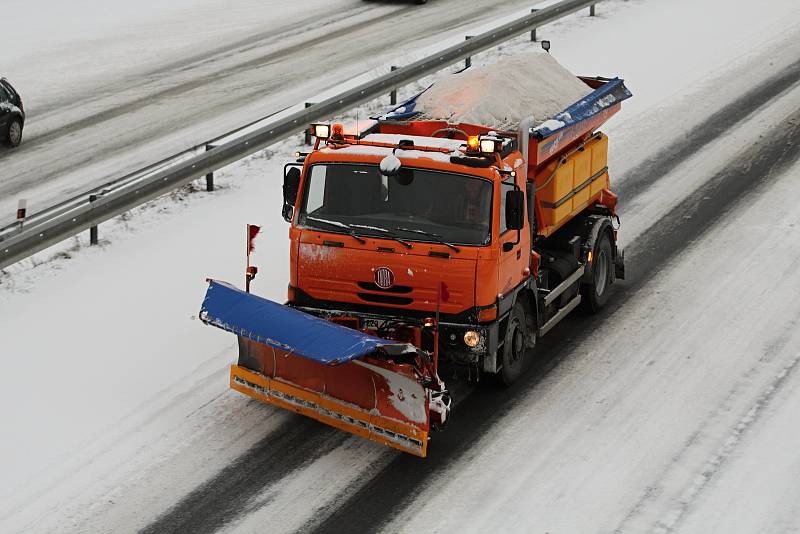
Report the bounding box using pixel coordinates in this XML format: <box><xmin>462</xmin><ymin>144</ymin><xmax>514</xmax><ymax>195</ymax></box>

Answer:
<box><xmin>2</xmin><ymin>0</ymin><xmax>800</xmax><ymax>532</ymax></box>
<box><xmin>0</xmin><ymin>0</ymin><xmax>549</xmax><ymax>226</ymax></box>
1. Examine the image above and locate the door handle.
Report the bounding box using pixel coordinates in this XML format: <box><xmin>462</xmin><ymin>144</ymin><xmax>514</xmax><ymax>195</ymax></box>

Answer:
<box><xmin>516</xmin><ymin>250</ymin><xmax>521</xmax><ymax>260</ymax></box>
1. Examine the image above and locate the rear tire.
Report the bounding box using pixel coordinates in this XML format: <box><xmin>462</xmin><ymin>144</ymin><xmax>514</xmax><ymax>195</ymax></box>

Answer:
<box><xmin>497</xmin><ymin>302</ymin><xmax>529</xmax><ymax>386</ymax></box>
<box><xmin>581</xmin><ymin>233</ymin><xmax>613</xmax><ymax>313</ymax></box>
<box><xmin>415</xmin><ymin>0</ymin><xmax>427</xmax><ymax>4</ymax></box>
<box><xmin>6</xmin><ymin>119</ymin><xmax>22</xmax><ymax>147</ymax></box>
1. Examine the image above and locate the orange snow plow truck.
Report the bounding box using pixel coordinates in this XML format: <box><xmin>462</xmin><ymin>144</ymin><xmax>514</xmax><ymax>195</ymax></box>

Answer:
<box><xmin>200</xmin><ymin>53</ymin><xmax>632</xmax><ymax>457</ymax></box>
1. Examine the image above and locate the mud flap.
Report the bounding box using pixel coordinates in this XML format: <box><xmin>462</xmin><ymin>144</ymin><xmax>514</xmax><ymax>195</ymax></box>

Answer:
<box><xmin>614</xmin><ymin>247</ymin><xmax>625</xmax><ymax>280</ymax></box>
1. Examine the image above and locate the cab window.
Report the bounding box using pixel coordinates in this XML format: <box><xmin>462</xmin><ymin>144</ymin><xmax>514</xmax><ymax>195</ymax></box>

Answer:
<box><xmin>499</xmin><ymin>181</ymin><xmax>516</xmax><ymax>235</ymax></box>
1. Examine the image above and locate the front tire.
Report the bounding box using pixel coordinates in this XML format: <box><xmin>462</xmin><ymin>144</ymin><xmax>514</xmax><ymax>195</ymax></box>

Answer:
<box><xmin>581</xmin><ymin>233</ymin><xmax>613</xmax><ymax>313</ymax></box>
<box><xmin>498</xmin><ymin>303</ymin><xmax>529</xmax><ymax>386</ymax></box>
<box><xmin>6</xmin><ymin>119</ymin><xmax>22</xmax><ymax>147</ymax></box>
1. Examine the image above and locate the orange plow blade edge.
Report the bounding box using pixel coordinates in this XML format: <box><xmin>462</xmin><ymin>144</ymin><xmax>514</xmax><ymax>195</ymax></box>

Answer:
<box><xmin>232</xmin><ymin>340</ymin><xmax>429</xmax><ymax>456</ymax></box>
<box><xmin>200</xmin><ymin>280</ymin><xmax>440</xmax><ymax>457</ymax></box>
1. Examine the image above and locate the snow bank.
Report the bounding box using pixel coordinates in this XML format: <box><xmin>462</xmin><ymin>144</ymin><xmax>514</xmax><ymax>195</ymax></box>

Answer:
<box><xmin>416</xmin><ymin>51</ymin><xmax>591</xmax><ymax>130</ymax></box>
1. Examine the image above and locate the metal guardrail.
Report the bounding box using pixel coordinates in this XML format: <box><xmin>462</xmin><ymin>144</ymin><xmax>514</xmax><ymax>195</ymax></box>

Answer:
<box><xmin>0</xmin><ymin>0</ymin><xmax>602</xmax><ymax>270</ymax></box>
<box><xmin>0</xmin><ymin>102</ymin><xmax>294</xmax><ymax>241</ymax></box>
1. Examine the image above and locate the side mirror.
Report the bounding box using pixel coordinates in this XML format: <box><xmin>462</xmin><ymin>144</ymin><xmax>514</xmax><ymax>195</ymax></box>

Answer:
<box><xmin>505</xmin><ymin>189</ymin><xmax>525</xmax><ymax>231</ymax></box>
<box><xmin>282</xmin><ymin>167</ymin><xmax>301</xmax><ymax>222</ymax></box>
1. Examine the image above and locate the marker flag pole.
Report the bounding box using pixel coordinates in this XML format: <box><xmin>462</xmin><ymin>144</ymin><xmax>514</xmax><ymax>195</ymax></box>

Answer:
<box><xmin>246</xmin><ymin>224</ymin><xmax>261</xmax><ymax>292</ymax></box>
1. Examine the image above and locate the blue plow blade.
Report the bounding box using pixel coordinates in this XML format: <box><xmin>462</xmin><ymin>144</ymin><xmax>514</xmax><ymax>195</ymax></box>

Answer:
<box><xmin>199</xmin><ymin>279</ymin><xmax>400</xmax><ymax>366</ymax></box>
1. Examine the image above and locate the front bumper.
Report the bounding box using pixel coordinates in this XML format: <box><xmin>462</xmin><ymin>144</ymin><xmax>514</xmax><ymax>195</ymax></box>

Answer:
<box><xmin>294</xmin><ymin>305</ymin><xmax>500</xmax><ymax>367</ymax></box>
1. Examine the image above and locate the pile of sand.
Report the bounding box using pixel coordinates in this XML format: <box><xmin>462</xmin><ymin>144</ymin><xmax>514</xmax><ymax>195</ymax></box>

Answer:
<box><xmin>416</xmin><ymin>52</ymin><xmax>591</xmax><ymax>131</ymax></box>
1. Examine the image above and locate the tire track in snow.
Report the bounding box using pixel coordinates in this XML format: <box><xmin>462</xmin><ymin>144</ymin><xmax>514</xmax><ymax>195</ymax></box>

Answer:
<box><xmin>28</xmin><ymin>5</ymin><xmax>380</xmax><ymax>119</ymax></box>
<box><xmin>303</xmin><ymin>96</ymin><xmax>800</xmax><ymax>534</ymax></box>
<box><xmin>652</xmin><ymin>352</ymin><xmax>800</xmax><ymax>534</ymax></box>
<box><xmin>617</xmin><ymin>58</ymin><xmax>800</xmax><ymax>201</ymax></box>
<box><xmin>139</xmin><ymin>416</ymin><xmax>346</xmax><ymax>534</ymax></box>
<box><xmin>611</xmin><ymin>315</ymin><xmax>800</xmax><ymax>533</ymax></box>
<box><xmin>14</xmin><ymin>6</ymin><xmax>411</xmax><ymax>151</ymax></box>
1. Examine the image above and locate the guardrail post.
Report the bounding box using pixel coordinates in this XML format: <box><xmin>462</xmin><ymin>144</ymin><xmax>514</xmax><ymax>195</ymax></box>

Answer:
<box><xmin>304</xmin><ymin>103</ymin><xmax>314</xmax><ymax>145</ymax></box>
<box><xmin>530</xmin><ymin>8</ymin><xmax>539</xmax><ymax>41</ymax></box>
<box><xmin>390</xmin><ymin>66</ymin><xmax>398</xmax><ymax>106</ymax></box>
<box><xmin>205</xmin><ymin>144</ymin><xmax>215</xmax><ymax>191</ymax></box>
<box><xmin>89</xmin><ymin>195</ymin><xmax>99</xmax><ymax>245</ymax></box>
<box><xmin>465</xmin><ymin>36</ymin><xmax>474</xmax><ymax>69</ymax></box>
<box><xmin>590</xmin><ymin>3</ymin><xmax>595</xmax><ymax>16</ymax></box>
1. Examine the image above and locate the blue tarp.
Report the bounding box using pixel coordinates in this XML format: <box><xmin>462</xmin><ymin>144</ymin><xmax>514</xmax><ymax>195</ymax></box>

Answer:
<box><xmin>371</xmin><ymin>89</ymin><xmax>429</xmax><ymax>122</ymax></box>
<box><xmin>531</xmin><ymin>78</ymin><xmax>633</xmax><ymax>139</ymax></box>
<box><xmin>373</xmin><ymin>76</ymin><xmax>632</xmax><ymax>138</ymax></box>
<box><xmin>200</xmin><ymin>280</ymin><xmax>398</xmax><ymax>366</ymax></box>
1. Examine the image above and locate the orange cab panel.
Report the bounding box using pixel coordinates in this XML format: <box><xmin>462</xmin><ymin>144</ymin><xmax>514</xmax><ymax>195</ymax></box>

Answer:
<box><xmin>296</xmin><ymin>234</ymin><xmax>479</xmax><ymax>315</ymax></box>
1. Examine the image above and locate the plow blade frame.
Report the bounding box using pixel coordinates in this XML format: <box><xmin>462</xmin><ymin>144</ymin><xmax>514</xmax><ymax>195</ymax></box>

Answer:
<box><xmin>201</xmin><ymin>280</ymin><xmax>432</xmax><ymax>456</ymax></box>
<box><xmin>231</xmin><ymin>363</ymin><xmax>428</xmax><ymax>457</ymax></box>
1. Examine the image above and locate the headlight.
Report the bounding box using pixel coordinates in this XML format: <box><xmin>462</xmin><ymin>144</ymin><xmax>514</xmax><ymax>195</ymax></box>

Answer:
<box><xmin>480</xmin><ymin>138</ymin><xmax>498</xmax><ymax>154</ymax></box>
<box><xmin>310</xmin><ymin>123</ymin><xmax>330</xmax><ymax>139</ymax></box>
<box><xmin>464</xmin><ymin>330</ymin><xmax>480</xmax><ymax>348</ymax></box>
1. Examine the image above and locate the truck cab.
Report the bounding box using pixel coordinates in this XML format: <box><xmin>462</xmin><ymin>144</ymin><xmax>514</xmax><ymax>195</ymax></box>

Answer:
<box><xmin>282</xmin><ymin>116</ymin><xmax>622</xmax><ymax>385</ymax></box>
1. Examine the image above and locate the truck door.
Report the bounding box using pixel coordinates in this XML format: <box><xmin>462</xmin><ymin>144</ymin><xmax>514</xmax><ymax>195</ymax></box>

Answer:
<box><xmin>498</xmin><ymin>178</ymin><xmax>530</xmax><ymax>295</ymax></box>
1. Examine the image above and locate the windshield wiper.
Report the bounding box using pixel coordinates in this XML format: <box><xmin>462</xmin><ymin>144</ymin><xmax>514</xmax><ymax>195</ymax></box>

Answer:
<box><xmin>394</xmin><ymin>227</ymin><xmax>461</xmax><ymax>252</ymax></box>
<box><xmin>305</xmin><ymin>216</ymin><xmax>366</xmax><ymax>244</ymax></box>
<box><xmin>350</xmin><ymin>224</ymin><xmax>413</xmax><ymax>249</ymax></box>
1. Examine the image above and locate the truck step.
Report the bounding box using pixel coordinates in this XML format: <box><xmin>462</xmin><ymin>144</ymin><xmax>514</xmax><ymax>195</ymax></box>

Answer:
<box><xmin>540</xmin><ymin>294</ymin><xmax>582</xmax><ymax>337</ymax></box>
<box><xmin>542</xmin><ymin>264</ymin><xmax>586</xmax><ymax>308</ymax></box>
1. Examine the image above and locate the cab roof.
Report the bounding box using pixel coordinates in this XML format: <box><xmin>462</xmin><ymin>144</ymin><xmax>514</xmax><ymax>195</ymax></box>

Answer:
<box><xmin>317</xmin><ymin>133</ymin><xmax>465</xmax><ymax>166</ymax></box>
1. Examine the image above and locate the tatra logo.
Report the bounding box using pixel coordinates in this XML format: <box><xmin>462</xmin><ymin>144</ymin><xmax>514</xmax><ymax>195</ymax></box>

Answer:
<box><xmin>374</xmin><ymin>267</ymin><xmax>395</xmax><ymax>289</ymax></box>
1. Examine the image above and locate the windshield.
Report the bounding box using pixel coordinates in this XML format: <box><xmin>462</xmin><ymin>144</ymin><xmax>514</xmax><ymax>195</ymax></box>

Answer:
<box><xmin>298</xmin><ymin>164</ymin><xmax>492</xmax><ymax>246</ymax></box>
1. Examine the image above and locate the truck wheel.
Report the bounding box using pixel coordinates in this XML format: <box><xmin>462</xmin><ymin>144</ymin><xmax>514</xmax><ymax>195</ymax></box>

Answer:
<box><xmin>7</xmin><ymin>119</ymin><xmax>22</xmax><ymax>147</ymax></box>
<box><xmin>498</xmin><ymin>303</ymin><xmax>528</xmax><ymax>386</ymax></box>
<box><xmin>581</xmin><ymin>233</ymin><xmax>613</xmax><ymax>313</ymax></box>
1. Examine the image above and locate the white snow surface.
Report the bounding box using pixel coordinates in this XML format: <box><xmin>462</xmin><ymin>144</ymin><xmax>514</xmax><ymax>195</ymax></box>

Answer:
<box><xmin>364</xmin><ymin>133</ymin><xmax>464</xmax><ymax>151</ymax></box>
<box><xmin>1</xmin><ymin>0</ymin><xmax>800</xmax><ymax>532</ymax></box>
<box><xmin>416</xmin><ymin>51</ymin><xmax>591</xmax><ymax>130</ymax></box>
<box><xmin>534</xmin><ymin>118</ymin><xmax>567</xmax><ymax>131</ymax></box>
<box><xmin>355</xmin><ymin>361</ymin><xmax>428</xmax><ymax>425</ymax></box>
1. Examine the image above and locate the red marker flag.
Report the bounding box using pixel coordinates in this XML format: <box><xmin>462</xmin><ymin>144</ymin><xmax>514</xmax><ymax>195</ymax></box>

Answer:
<box><xmin>247</xmin><ymin>224</ymin><xmax>261</xmax><ymax>255</ymax></box>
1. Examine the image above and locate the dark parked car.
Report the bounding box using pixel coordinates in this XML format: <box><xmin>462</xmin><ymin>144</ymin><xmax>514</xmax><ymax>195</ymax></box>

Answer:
<box><xmin>0</xmin><ymin>78</ymin><xmax>25</xmax><ymax>147</ymax></box>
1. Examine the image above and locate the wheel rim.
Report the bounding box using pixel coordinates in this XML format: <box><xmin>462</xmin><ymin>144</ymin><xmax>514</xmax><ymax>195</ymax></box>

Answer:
<box><xmin>594</xmin><ymin>249</ymin><xmax>608</xmax><ymax>296</ymax></box>
<box><xmin>508</xmin><ymin>318</ymin><xmax>525</xmax><ymax>367</ymax></box>
<box><xmin>8</xmin><ymin>122</ymin><xmax>21</xmax><ymax>145</ymax></box>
